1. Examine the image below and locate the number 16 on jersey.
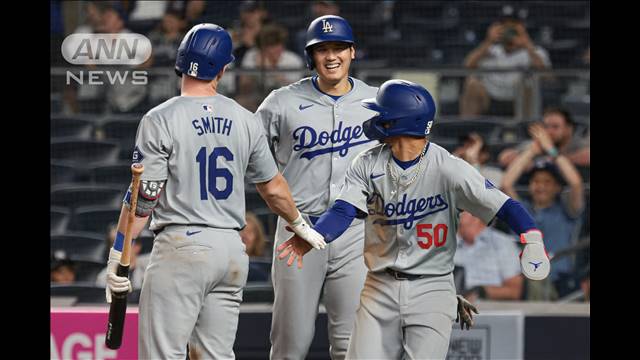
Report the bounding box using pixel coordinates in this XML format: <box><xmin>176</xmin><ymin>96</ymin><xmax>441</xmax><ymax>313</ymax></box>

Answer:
<box><xmin>196</xmin><ymin>146</ymin><xmax>234</xmax><ymax>200</ymax></box>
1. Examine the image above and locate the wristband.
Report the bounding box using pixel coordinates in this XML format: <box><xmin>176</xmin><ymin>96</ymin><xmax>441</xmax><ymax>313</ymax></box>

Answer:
<box><xmin>547</xmin><ymin>147</ymin><xmax>559</xmax><ymax>158</ymax></box>
<box><xmin>290</xmin><ymin>212</ymin><xmax>304</xmax><ymax>227</ymax></box>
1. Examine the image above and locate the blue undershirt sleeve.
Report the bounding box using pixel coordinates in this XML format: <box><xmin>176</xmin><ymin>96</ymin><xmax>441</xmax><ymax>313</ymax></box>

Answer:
<box><xmin>495</xmin><ymin>198</ymin><xmax>538</xmax><ymax>235</ymax></box>
<box><xmin>312</xmin><ymin>200</ymin><xmax>358</xmax><ymax>243</ymax></box>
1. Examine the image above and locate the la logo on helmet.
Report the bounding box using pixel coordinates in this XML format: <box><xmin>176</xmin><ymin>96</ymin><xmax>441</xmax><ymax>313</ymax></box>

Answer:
<box><xmin>322</xmin><ymin>19</ymin><xmax>333</xmax><ymax>33</ymax></box>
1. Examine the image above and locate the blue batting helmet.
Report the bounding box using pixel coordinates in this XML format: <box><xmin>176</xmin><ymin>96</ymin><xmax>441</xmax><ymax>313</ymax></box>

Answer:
<box><xmin>362</xmin><ymin>80</ymin><xmax>437</xmax><ymax>140</ymax></box>
<box><xmin>304</xmin><ymin>15</ymin><xmax>355</xmax><ymax>70</ymax></box>
<box><xmin>175</xmin><ymin>24</ymin><xmax>235</xmax><ymax>80</ymax></box>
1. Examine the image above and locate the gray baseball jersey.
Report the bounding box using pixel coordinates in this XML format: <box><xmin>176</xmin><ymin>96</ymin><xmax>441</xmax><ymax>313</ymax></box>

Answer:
<box><xmin>134</xmin><ymin>95</ymin><xmax>278</xmax><ymax>231</ymax></box>
<box><xmin>255</xmin><ymin>76</ymin><xmax>379</xmax><ymax>360</ymax></box>
<box><xmin>339</xmin><ymin>141</ymin><xmax>510</xmax><ymax>275</ymax></box>
<box><xmin>134</xmin><ymin>94</ymin><xmax>277</xmax><ymax>359</ymax></box>
<box><xmin>256</xmin><ymin>76</ymin><xmax>379</xmax><ymax>215</ymax></box>
<box><xmin>338</xmin><ymin>141</ymin><xmax>510</xmax><ymax>359</ymax></box>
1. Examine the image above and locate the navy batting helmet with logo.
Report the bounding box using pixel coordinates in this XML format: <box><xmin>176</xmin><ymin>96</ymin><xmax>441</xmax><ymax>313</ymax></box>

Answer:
<box><xmin>175</xmin><ymin>24</ymin><xmax>235</xmax><ymax>80</ymax></box>
<box><xmin>304</xmin><ymin>15</ymin><xmax>355</xmax><ymax>70</ymax></box>
<box><xmin>362</xmin><ymin>80</ymin><xmax>437</xmax><ymax>140</ymax></box>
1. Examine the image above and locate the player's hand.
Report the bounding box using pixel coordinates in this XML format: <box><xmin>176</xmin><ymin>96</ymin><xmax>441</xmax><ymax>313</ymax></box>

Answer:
<box><xmin>105</xmin><ymin>248</ymin><xmax>132</xmax><ymax>303</ymax></box>
<box><xmin>519</xmin><ymin>230</ymin><xmax>551</xmax><ymax>280</ymax></box>
<box><xmin>276</xmin><ymin>233</ymin><xmax>313</xmax><ymax>268</ymax></box>
<box><xmin>456</xmin><ymin>295</ymin><xmax>479</xmax><ymax>330</ymax></box>
<box><xmin>288</xmin><ymin>213</ymin><xmax>327</xmax><ymax>250</ymax></box>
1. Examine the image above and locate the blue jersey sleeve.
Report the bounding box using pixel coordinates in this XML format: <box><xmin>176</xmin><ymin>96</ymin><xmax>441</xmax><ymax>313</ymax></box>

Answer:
<box><xmin>495</xmin><ymin>198</ymin><xmax>538</xmax><ymax>235</ymax></box>
<box><xmin>312</xmin><ymin>200</ymin><xmax>358</xmax><ymax>243</ymax></box>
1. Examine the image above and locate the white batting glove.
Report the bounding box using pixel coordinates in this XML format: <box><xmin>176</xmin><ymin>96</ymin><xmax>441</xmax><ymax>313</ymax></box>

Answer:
<box><xmin>105</xmin><ymin>248</ymin><xmax>132</xmax><ymax>303</ymax></box>
<box><xmin>288</xmin><ymin>212</ymin><xmax>326</xmax><ymax>250</ymax></box>
<box><xmin>520</xmin><ymin>230</ymin><xmax>551</xmax><ymax>280</ymax></box>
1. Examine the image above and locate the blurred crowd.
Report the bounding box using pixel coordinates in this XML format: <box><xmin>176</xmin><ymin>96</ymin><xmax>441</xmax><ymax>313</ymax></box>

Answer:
<box><xmin>51</xmin><ymin>1</ymin><xmax>589</xmax><ymax>303</ymax></box>
<box><xmin>51</xmin><ymin>1</ymin><xmax>589</xmax><ymax>114</ymax></box>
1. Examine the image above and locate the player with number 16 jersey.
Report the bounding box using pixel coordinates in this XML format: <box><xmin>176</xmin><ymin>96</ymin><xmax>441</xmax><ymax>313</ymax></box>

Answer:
<box><xmin>103</xmin><ymin>24</ymin><xmax>325</xmax><ymax>359</ymax></box>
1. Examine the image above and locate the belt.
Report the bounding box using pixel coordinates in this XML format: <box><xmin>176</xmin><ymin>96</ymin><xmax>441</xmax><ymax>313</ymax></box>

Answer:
<box><xmin>385</xmin><ymin>268</ymin><xmax>425</xmax><ymax>281</ymax></box>
<box><xmin>152</xmin><ymin>224</ymin><xmax>241</xmax><ymax>236</ymax></box>
<box><xmin>384</xmin><ymin>268</ymin><xmax>453</xmax><ymax>281</ymax></box>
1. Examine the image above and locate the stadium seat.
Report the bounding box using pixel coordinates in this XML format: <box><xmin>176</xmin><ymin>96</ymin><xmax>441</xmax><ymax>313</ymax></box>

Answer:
<box><xmin>51</xmin><ymin>207</ymin><xmax>71</xmax><ymax>235</ymax></box>
<box><xmin>432</xmin><ymin>117</ymin><xmax>504</xmax><ymax>143</ymax></box>
<box><xmin>69</xmin><ymin>205</ymin><xmax>122</xmax><ymax>233</ymax></box>
<box><xmin>51</xmin><ymin>115</ymin><xmax>95</xmax><ymax>140</ymax></box>
<box><xmin>98</xmin><ymin>116</ymin><xmax>141</xmax><ymax>160</ymax></box>
<box><xmin>87</xmin><ymin>162</ymin><xmax>133</xmax><ymax>185</ymax></box>
<box><xmin>242</xmin><ymin>282</ymin><xmax>274</xmax><ymax>303</ymax></box>
<box><xmin>51</xmin><ymin>139</ymin><xmax>120</xmax><ymax>165</ymax></box>
<box><xmin>562</xmin><ymin>97</ymin><xmax>590</xmax><ymax>117</ymax></box>
<box><xmin>51</xmin><ymin>183</ymin><xmax>124</xmax><ymax>209</ymax></box>
<box><xmin>126</xmin><ymin>19</ymin><xmax>158</xmax><ymax>35</ymax></box>
<box><xmin>51</xmin><ymin>160</ymin><xmax>80</xmax><ymax>185</ymax></box>
<box><xmin>99</xmin><ymin>115</ymin><xmax>140</xmax><ymax>139</ymax></box>
<box><xmin>51</xmin><ymin>231</ymin><xmax>106</xmax><ymax>263</ymax></box>
<box><xmin>248</xmin><ymin>258</ymin><xmax>272</xmax><ymax>282</ymax></box>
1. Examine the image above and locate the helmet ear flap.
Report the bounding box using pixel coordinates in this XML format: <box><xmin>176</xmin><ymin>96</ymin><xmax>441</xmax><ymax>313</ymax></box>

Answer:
<box><xmin>363</xmin><ymin>115</ymin><xmax>388</xmax><ymax>140</ymax></box>
<box><xmin>304</xmin><ymin>48</ymin><xmax>314</xmax><ymax>70</ymax></box>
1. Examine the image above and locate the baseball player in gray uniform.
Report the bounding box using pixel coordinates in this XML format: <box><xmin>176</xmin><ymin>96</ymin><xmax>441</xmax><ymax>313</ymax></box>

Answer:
<box><xmin>277</xmin><ymin>79</ymin><xmax>551</xmax><ymax>359</ymax></box>
<box><xmin>102</xmin><ymin>24</ymin><xmax>326</xmax><ymax>359</ymax></box>
<box><xmin>254</xmin><ymin>15</ymin><xmax>379</xmax><ymax>360</ymax></box>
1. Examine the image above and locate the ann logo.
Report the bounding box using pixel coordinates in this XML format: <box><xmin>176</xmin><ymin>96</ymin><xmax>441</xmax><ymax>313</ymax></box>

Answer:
<box><xmin>188</xmin><ymin>61</ymin><xmax>199</xmax><ymax>77</ymax></box>
<box><xmin>321</xmin><ymin>19</ymin><xmax>334</xmax><ymax>33</ymax></box>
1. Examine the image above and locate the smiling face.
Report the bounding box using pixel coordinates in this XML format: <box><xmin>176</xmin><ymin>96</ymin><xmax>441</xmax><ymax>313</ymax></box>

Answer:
<box><xmin>529</xmin><ymin>170</ymin><xmax>561</xmax><ymax>207</ymax></box>
<box><xmin>311</xmin><ymin>41</ymin><xmax>355</xmax><ymax>83</ymax></box>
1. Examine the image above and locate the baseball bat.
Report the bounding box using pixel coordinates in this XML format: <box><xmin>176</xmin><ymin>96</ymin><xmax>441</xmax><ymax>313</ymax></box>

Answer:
<box><xmin>105</xmin><ymin>163</ymin><xmax>144</xmax><ymax>350</ymax></box>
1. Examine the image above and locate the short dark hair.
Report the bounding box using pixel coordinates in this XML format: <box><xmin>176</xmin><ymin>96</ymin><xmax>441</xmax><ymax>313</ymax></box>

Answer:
<box><xmin>543</xmin><ymin>107</ymin><xmax>575</xmax><ymax>128</ymax></box>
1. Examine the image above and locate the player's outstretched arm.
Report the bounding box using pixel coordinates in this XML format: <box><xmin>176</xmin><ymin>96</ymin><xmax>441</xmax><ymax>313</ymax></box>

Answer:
<box><xmin>255</xmin><ymin>173</ymin><xmax>326</xmax><ymax>250</ymax></box>
<box><xmin>275</xmin><ymin>200</ymin><xmax>358</xmax><ymax>268</ymax></box>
